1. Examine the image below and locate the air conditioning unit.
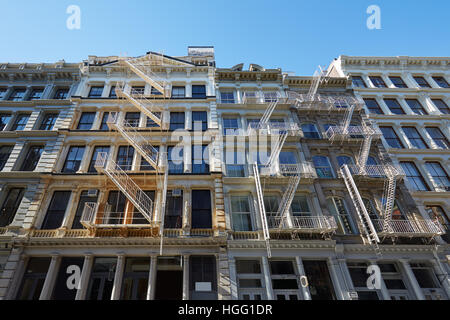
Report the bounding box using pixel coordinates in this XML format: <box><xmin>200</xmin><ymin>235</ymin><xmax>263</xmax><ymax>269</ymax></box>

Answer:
<box><xmin>87</xmin><ymin>189</ymin><xmax>98</xmax><ymax>197</ymax></box>
<box><xmin>172</xmin><ymin>189</ymin><xmax>182</xmax><ymax>197</ymax></box>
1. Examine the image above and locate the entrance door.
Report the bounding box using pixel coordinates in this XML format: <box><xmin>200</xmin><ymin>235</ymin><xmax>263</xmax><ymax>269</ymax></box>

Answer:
<box><xmin>154</xmin><ymin>257</ymin><xmax>183</xmax><ymax>300</ymax></box>
<box><xmin>303</xmin><ymin>260</ymin><xmax>336</xmax><ymax>300</ymax></box>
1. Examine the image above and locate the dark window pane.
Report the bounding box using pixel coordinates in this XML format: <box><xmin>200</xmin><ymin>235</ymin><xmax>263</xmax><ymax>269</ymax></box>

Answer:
<box><xmin>191</xmin><ymin>190</ymin><xmax>212</xmax><ymax>229</ymax></box>
<box><xmin>62</xmin><ymin>146</ymin><xmax>85</xmax><ymax>173</ymax></box>
<box><xmin>0</xmin><ymin>114</ymin><xmax>12</xmax><ymax>131</ymax></box>
<box><xmin>89</xmin><ymin>146</ymin><xmax>110</xmax><ymax>173</ymax></box>
<box><xmin>116</xmin><ymin>146</ymin><xmax>134</xmax><ymax>171</ymax></box>
<box><xmin>165</xmin><ymin>190</ymin><xmax>183</xmax><ymax>228</ymax></box>
<box><xmin>168</xmin><ymin>146</ymin><xmax>183</xmax><ymax>174</ymax></box>
<box><xmin>12</xmin><ymin>114</ymin><xmax>30</xmax><ymax>131</ymax></box>
<box><xmin>0</xmin><ymin>188</ymin><xmax>25</xmax><ymax>227</ymax></box>
<box><xmin>351</xmin><ymin>76</ymin><xmax>366</xmax><ymax>88</ymax></box>
<box><xmin>72</xmin><ymin>191</ymin><xmax>98</xmax><ymax>229</ymax></box>
<box><xmin>192</xmin><ymin>85</ymin><xmax>206</xmax><ymax>98</ymax></box>
<box><xmin>236</xmin><ymin>260</ymin><xmax>261</xmax><ymax>274</ymax></box>
<box><xmin>403</xmin><ymin>127</ymin><xmax>428</xmax><ymax>149</ymax></box>
<box><xmin>272</xmin><ymin>279</ymin><xmax>298</xmax><ymax>290</ymax></box>
<box><xmin>400</xmin><ymin>162</ymin><xmax>430</xmax><ymax>191</ymax></box>
<box><xmin>432</xmin><ymin>99</ymin><xmax>449</xmax><ymax>115</ymax></box>
<box><xmin>41</xmin><ymin>191</ymin><xmax>71</xmax><ymax>229</ymax></box>
<box><xmin>20</xmin><ymin>146</ymin><xmax>44</xmax><ymax>171</ymax></box>
<box><xmin>384</xmin><ymin>99</ymin><xmax>405</xmax><ymax>115</ymax></box>
<box><xmin>16</xmin><ymin>258</ymin><xmax>51</xmax><ymax>300</ymax></box>
<box><xmin>432</xmin><ymin>76</ymin><xmax>449</xmax><ymax>88</ymax></box>
<box><xmin>192</xmin><ymin>145</ymin><xmax>209</xmax><ymax>174</ymax></box>
<box><xmin>0</xmin><ymin>146</ymin><xmax>13</xmax><ymax>170</ymax></box>
<box><xmin>8</xmin><ymin>89</ymin><xmax>26</xmax><ymax>101</ymax></box>
<box><xmin>54</xmin><ymin>89</ymin><xmax>69</xmax><ymax>100</ymax></box>
<box><xmin>389</xmin><ymin>76</ymin><xmax>407</xmax><ymax>88</ymax></box>
<box><xmin>88</xmin><ymin>86</ymin><xmax>104</xmax><ymax>98</ymax></box>
<box><xmin>363</xmin><ymin>98</ymin><xmax>383</xmax><ymax>114</ymax></box>
<box><xmin>192</xmin><ymin>111</ymin><xmax>207</xmax><ymax>131</ymax></box>
<box><xmin>380</xmin><ymin>127</ymin><xmax>404</xmax><ymax>149</ymax></box>
<box><xmin>170</xmin><ymin>112</ymin><xmax>185</xmax><ymax>130</ymax></box>
<box><xmin>77</xmin><ymin>112</ymin><xmax>96</xmax><ymax>130</ymax></box>
<box><xmin>39</xmin><ymin>113</ymin><xmax>58</xmax><ymax>130</ymax></box>
<box><xmin>28</xmin><ymin>89</ymin><xmax>44</xmax><ymax>100</ymax></box>
<box><xmin>405</xmin><ymin>99</ymin><xmax>427</xmax><ymax>115</ymax></box>
<box><xmin>270</xmin><ymin>261</ymin><xmax>295</xmax><ymax>275</ymax></box>
<box><xmin>52</xmin><ymin>257</ymin><xmax>85</xmax><ymax>300</ymax></box>
<box><xmin>426</xmin><ymin>127</ymin><xmax>449</xmax><ymax>149</ymax></box>
<box><xmin>125</xmin><ymin>112</ymin><xmax>140</xmax><ymax>127</ymax></box>
<box><xmin>369</xmin><ymin>76</ymin><xmax>387</xmax><ymax>88</ymax></box>
<box><xmin>414</xmin><ymin>76</ymin><xmax>431</xmax><ymax>88</ymax></box>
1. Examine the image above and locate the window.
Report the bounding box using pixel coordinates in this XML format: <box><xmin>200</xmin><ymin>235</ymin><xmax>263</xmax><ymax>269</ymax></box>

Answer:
<box><xmin>0</xmin><ymin>88</ymin><xmax>7</xmax><ymax>100</ymax></box>
<box><xmin>411</xmin><ymin>263</ymin><xmax>439</xmax><ymax>289</ymax></box>
<box><xmin>190</xmin><ymin>256</ymin><xmax>217</xmax><ymax>300</ymax></box>
<box><xmin>169</xmin><ymin>112</ymin><xmax>185</xmax><ymax>130</ymax></box>
<box><xmin>313</xmin><ymin>156</ymin><xmax>334</xmax><ymax>178</ymax></box>
<box><xmin>106</xmin><ymin>191</ymin><xmax>127</xmax><ymax>224</ymax></box>
<box><xmin>403</xmin><ymin>127</ymin><xmax>428</xmax><ymax>149</ymax></box>
<box><xmin>192</xmin><ymin>85</ymin><xmax>206</xmax><ymax>98</ymax></box>
<box><xmin>116</xmin><ymin>146</ymin><xmax>134</xmax><ymax>171</ymax></box>
<box><xmin>414</xmin><ymin>76</ymin><xmax>431</xmax><ymax>88</ymax></box>
<box><xmin>0</xmin><ymin>188</ymin><xmax>25</xmax><ymax>227</ymax></box>
<box><xmin>171</xmin><ymin>86</ymin><xmax>185</xmax><ymax>98</ymax></box>
<box><xmin>150</xmin><ymin>86</ymin><xmax>162</xmax><ymax>95</ymax></box>
<box><xmin>425</xmin><ymin>127</ymin><xmax>449</xmax><ymax>149</ymax></box>
<box><xmin>426</xmin><ymin>206</ymin><xmax>449</xmax><ymax>242</ymax></box>
<box><xmin>53</xmin><ymin>88</ymin><xmax>69</xmax><ymax>100</ymax></box>
<box><xmin>327</xmin><ymin>197</ymin><xmax>356</xmax><ymax>234</ymax></box>
<box><xmin>351</xmin><ymin>76</ymin><xmax>366</xmax><ymax>88</ymax></box>
<box><xmin>380</xmin><ymin>127</ymin><xmax>404</xmax><ymax>148</ymax></box>
<box><xmin>223</xmin><ymin>118</ymin><xmax>239</xmax><ymax>135</ymax></box>
<box><xmin>264</xmin><ymin>92</ymin><xmax>279</xmax><ymax>103</ymax></box>
<box><xmin>192</xmin><ymin>145</ymin><xmax>209</xmax><ymax>174</ymax></box>
<box><xmin>39</xmin><ymin>113</ymin><xmax>58</xmax><ymax>130</ymax></box>
<box><xmin>125</xmin><ymin>112</ymin><xmax>140</xmax><ymax>127</ymax></box>
<box><xmin>140</xmin><ymin>146</ymin><xmax>158</xmax><ymax>171</ymax></box>
<box><xmin>62</xmin><ymin>146</ymin><xmax>85</xmax><ymax>173</ymax></box>
<box><xmin>16</xmin><ymin>258</ymin><xmax>51</xmax><ymax>300</ymax></box>
<box><xmin>131</xmin><ymin>86</ymin><xmax>145</xmax><ymax>95</ymax></box>
<box><xmin>121</xmin><ymin>258</ymin><xmax>150</xmax><ymax>300</ymax></box>
<box><xmin>146</xmin><ymin>113</ymin><xmax>161</xmax><ymax>128</ymax></box>
<box><xmin>337</xmin><ymin>155</ymin><xmax>354</xmax><ymax>168</ymax></box>
<box><xmin>52</xmin><ymin>257</ymin><xmax>85</xmax><ymax>300</ymax></box>
<box><xmin>425</xmin><ymin>162</ymin><xmax>449</xmax><ymax>191</ymax></box>
<box><xmin>270</xmin><ymin>261</ymin><xmax>299</xmax><ymax>300</ymax></box>
<box><xmin>432</xmin><ymin>76</ymin><xmax>449</xmax><ymax>88</ymax></box>
<box><xmin>168</xmin><ymin>146</ymin><xmax>183</xmax><ymax>174</ymax></box>
<box><xmin>362</xmin><ymin>198</ymin><xmax>379</xmax><ymax>220</ymax></box>
<box><xmin>109</xmin><ymin>86</ymin><xmax>117</xmax><ymax>98</ymax></box>
<box><xmin>165</xmin><ymin>190</ymin><xmax>183</xmax><ymax>228</ymax></box>
<box><xmin>220</xmin><ymin>91</ymin><xmax>235</xmax><ymax>103</ymax></box>
<box><xmin>264</xmin><ymin>195</ymin><xmax>279</xmax><ymax>226</ymax></box>
<box><xmin>226</xmin><ymin>151</ymin><xmax>245</xmax><ymax>177</ymax></box>
<box><xmin>133</xmin><ymin>191</ymin><xmax>155</xmax><ymax>224</ymax></box>
<box><xmin>88</xmin><ymin>146</ymin><xmax>110</xmax><ymax>173</ymax></box>
<box><xmin>291</xmin><ymin>196</ymin><xmax>311</xmax><ymax>216</ymax></box>
<box><xmin>8</xmin><ymin>88</ymin><xmax>26</xmax><ymax>101</ymax></box>
<box><xmin>41</xmin><ymin>191</ymin><xmax>71</xmax><ymax>229</ymax></box>
<box><xmin>384</xmin><ymin>98</ymin><xmax>405</xmax><ymax>114</ymax></box>
<box><xmin>405</xmin><ymin>99</ymin><xmax>427</xmax><ymax>115</ymax></box>
<box><xmin>369</xmin><ymin>76</ymin><xmax>387</xmax><ymax>88</ymax></box>
<box><xmin>20</xmin><ymin>146</ymin><xmax>44</xmax><ymax>171</ymax></box>
<box><xmin>86</xmin><ymin>257</ymin><xmax>117</xmax><ymax>300</ymax></box>
<box><xmin>88</xmin><ymin>86</ymin><xmax>103</xmax><ymax>98</ymax></box>
<box><xmin>191</xmin><ymin>190</ymin><xmax>212</xmax><ymax>229</ymax></box>
<box><xmin>389</xmin><ymin>76</ymin><xmax>408</xmax><ymax>88</ymax></box>
<box><xmin>28</xmin><ymin>88</ymin><xmax>44</xmax><ymax>100</ymax></box>
<box><xmin>302</xmin><ymin>123</ymin><xmax>321</xmax><ymax>139</ymax></box>
<box><xmin>0</xmin><ymin>114</ymin><xmax>11</xmax><ymax>131</ymax></box>
<box><xmin>72</xmin><ymin>190</ymin><xmax>98</xmax><ymax>229</ymax></box>
<box><xmin>100</xmin><ymin>112</ymin><xmax>110</xmax><ymax>130</ymax></box>
<box><xmin>432</xmin><ymin>99</ymin><xmax>450</xmax><ymax>115</ymax></box>
<box><xmin>400</xmin><ymin>161</ymin><xmax>430</xmax><ymax>191</ymax></box>
<box><xmin>231</xmin><ymin>195</ymin><xmax>252</xmax><ymax>231</ymax></box>
<box><xmin>347</xmin><ymin>262</ymin><xmax>380</xmax><ymax>300</ymax></box>
<box><xmin>279</xmin><ymin>151</ymin><xmax>297</xmax><ymax>165</ymax></box>
<box><xmin>363</xmin><ymin>98</ymin><xmax>383</xmax><ymax>114</ymax></box>
<box><xmin>0</xmin><ymin>146</ymin><xmax>13</xmax><ymax>170</ymax></box>
<box><xmin>236</xmin><ymin>259</ymin><xmax>264</xmax><ymax>300</ymax></box>
<box><xmin>12</xmin><ymin>114</ymin><xmax>30</xmax><ymax>131</ymax></box>
<box><xmin>77</xmin><ymin>112</ymin><xmax>96</xmax><ymax>130</ymax></box>
<box><xmin>391</xmin><ymin>201</ymin><xmax>406</xmax><ymax>220</ymax></box>
<box><xmin>192</xmin><ymin>111</ymin><xmax>208</xmax><ymax>131</ymax></box>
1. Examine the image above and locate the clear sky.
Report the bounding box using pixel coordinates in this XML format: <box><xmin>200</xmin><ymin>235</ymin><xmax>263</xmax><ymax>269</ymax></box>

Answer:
<box><xmin>0</xmin><ymin>0</ymin><xmax>449</xmax><ymax>75</ymax></box>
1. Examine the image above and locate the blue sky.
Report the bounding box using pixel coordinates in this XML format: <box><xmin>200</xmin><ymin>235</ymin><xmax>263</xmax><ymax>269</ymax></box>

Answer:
<box><xmin>0</xmin><ymin>0</ymin><xmax>448</xmax><ymax>75</ymax></box>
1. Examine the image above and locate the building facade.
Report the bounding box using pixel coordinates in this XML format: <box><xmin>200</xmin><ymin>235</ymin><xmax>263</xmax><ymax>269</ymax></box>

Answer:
<box><xmin>0</xmin><ymin>49</ymin><xmax>448</xmax><ymax>300</ymax></box>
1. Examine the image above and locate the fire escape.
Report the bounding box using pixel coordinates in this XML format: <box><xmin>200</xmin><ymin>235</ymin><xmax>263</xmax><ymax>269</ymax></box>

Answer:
<box><xmin>82</xmin><ymin>54</ymin><xmax>170</xmax><ymax>252</ymax></box>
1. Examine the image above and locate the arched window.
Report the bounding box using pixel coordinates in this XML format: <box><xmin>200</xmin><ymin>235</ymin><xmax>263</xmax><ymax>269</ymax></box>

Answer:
<box><xmin>337</xmin><ymin>155</ymin><xmax>354</xmax><ymax>168</ymax></box>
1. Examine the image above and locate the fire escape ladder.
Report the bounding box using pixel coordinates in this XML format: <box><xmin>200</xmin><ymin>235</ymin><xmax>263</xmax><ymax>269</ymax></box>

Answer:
<box><xmin>307</xmin><ymin>66</ymin><xmax>329</xmax><ymax>101</ymax></box>
<box><xmin>267</xmin><ymin>132</ymin><xmax>288</xmax><ymax>170</ymax></box>
<box><xmin>94</xmin><ymin>152</ymin><xmax>155</xmax><ymax>224</ymax></box>
<box><xmin>276</xmin><ymin>174</ymin><xmax>301</xmax><ymax>226</ymax></box>
<box><xmin>115</xmin><ymin>82</ymin><xmax>163</xmax><ymax>126</ymax></box>
<box><xmin>260</xmin><ymin>100</ymin><xmax>279</xmax><ymax>127</ymax></box>
<box><xmin>357</xmin><ymin>134</ymin><xmax>374</xmax><ymax>172</ymax></box>
<box><xmin>341</xmin><ymin>164</ymin><xmax>381</xmax><ymax>255</ymax></box>
<box><xmin>252</xmin><ymin>163</ymin><xmax>272</xmax><ymax>258</ymax></box>
<box><xmin>341</xmin><ymin>103</ymin><xmax>355</xmax><ymax>132</ymax></box>
<box><xmin>382</xmin><ymin>171</ymin><xmax>397</xmax><ymax>232</ymax></box>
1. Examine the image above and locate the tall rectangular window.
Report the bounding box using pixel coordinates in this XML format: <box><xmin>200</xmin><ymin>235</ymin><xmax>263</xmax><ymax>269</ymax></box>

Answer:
<box><xmin>190</xmin><ymin>256</ymin><xmax>217</xmax><ymax>300</ymax></box>
<box><xmin>220</xmin><ymin>91</ymin><xmax>235</xmax><ymax>103</ymax></box>
<box><xmin>116</xmin><ymin>146</ymin><xmax>134</xmax><ymax>171</ymax></box>
<box><xmin>140</xmin><ymin>146</ymin><xmax>158</xmax><ymax>171</ymax></box>
<box><xmin>171</xmin><ymin>86</ymin><xmax>185</xmax><ymax>98</ymax></box>
<box><xmin>432</xmin><ymin>99</ymin><xmax>450</xmax><ymax>115</ymax></box>
<box><xmin>327</xmin><ymin>197</ymin><xmax>355</xmax><ymax>234</ymax></box>
<box><xmin>168</xmin><ymin>146</ymin><xmax>183</xmax><ymax>174</ymax></box>
<box><xmin>165</xmin><ymin>190</ymin><xmax>183</xmax><ymax>228</ymax></box>
<box><xmin>291</xmin><ymin>196</ymin><xmax>311</xmax><ymax>216</ymax></box>
<box><xmin>8</xmin><ymin>88</ymin><xmax>26</xmax><ymax>101</ymax></box>
<box><xmin>380</xmin><ymin>127</ymin><xmax>404</xmax><ymax>148</ymax></box>
<box><xmin>192</xmin><ymin>85</ymin><xmax>206</xmax><ymax>98</ymax></box>
<box><xmin>384</xmin><ymin>99</ymin><xmax>405</xmax><ymax>114</ymax></box>
<box><xmin>0</xmin><ymin>146</ymin><xmax>13</xmax><ymax>170</ymax></box>
<box><xmin>100</xmin><ymin>112</ymin><xmax>110</xmax><ymax>130</ymax></box>
<box><xmin>226</xmin><ymin>151</ymin><xmax>245</xmax><ymax>177</ymax></box>
<box><xmin>109</xmin><ymin>86</ymin><xmax>117</xmax><ymax>98</ymax></box>
<box><xmin>0</xmin><ymin>188</ymin><xmax>25</xmax><ymax>227</ymax></box>
<box><xmin>414</xmin><ymin>76</ymin><xmax>431</xmax><ymax>88</ymax></box>
<box><xmin>62</xmin><ymin>146</ymin><xmax>85</xmax><ymax>173</ymax></box>
<box><xmin>223</xmin><ymin>118</ymin><xmax>239</xmax><ymax>135</ymax></box>
<box><xmin>351</xmin><ymin>76</ymin><xmax>366</xmax><ymax>88</ymax></box>
<box><xmin>400</xmin><ymin>161</ymin><xmax>430</xmax><ymax>191</ymax></box>
<box><xmin>389</xmin><ymin>76</ymin><xmax>407</xmax><ymax>88</ymax></box>
<box><xmin>12</xmin><ymin>114</ymin><xmax>30</xmax><ymax>131</ymax></box>
<box><xmin>191</xmin><ymin>190</ymin><xmax>212</xmax><ymax>229</ymax></box>
<box><xmin>121</xmin><ymin>258</ymin><xmax>150</xmax><ymax>300</ymax></box>
<box><xmin>39</xmin><ymin>113</ymin><xmax>58</xmax><ymax>130</ymax></box>
<box><xmin>0</xmin><ymin>88</ymin><xmax>7</xmax><ymax>100</ymax></box>
<box><xmin>432</xmin><ymin>76</ymin><xmax>449</xmax><ymax>88</ymax></box>
<box><xmin>106</xmin><ymin>191</ymin><xmax>127</xmax><ymax>224</ymax></box>
<box><xmin>89</xmin><ymin>146</ymin><xmax>110</xmax><ymax>173</ymax></box>
<box><xmin>425</xmin><ymin>127</ymin><xmax>449</xmax><ymax>149</ymax></box>
<box><xmin>170</xmin><ymin>112</ymin><xmax>185</xmax><ymax>130</ymax></box>
<box><xmin>16</xmin><ymin>258</ymin><xmax>51</xmax><ymax>300</ymax></box>
<box><xmin>425</xmin><ymin>162</ymin><xmax>450</xmax><ymax>191</ymax></box>
<box><xmin>231</xmin><ymin>195</ymin><xmax>252</xmax><ymax>231</ymax></box>
<box><xmin>41</xmin><ymin>191</ymin><xmax>71</xmax><ymax>229</ymax></box>
<box><xmin>192</xmin><ymin>111</ymin><xmax>207</xmax><ymax>131</ymax></box>
<box><xmin>72</xmin><ymin>190</ymin><xmax>98</xmax><ymax>229</ymax></box>
<box><xmin>88</xmin><ymin>86</ymin><xmax>104</xmax><ymax>98</ymax></box>
<box><xmin>77</xmin><ymin>112</ymin><xmax>96</xmax><ymax>130</ymax></box>
<box><xmin>20</xmin><ymin>145</ymin><xmax>44</xmax><ymax>171</ymax></box>
<box><xmin>369</xmin><ymin>76</ymin><xmax>387</xmax><ymax>88</ymax></box>
<box><xmin>28</xmin><ymin>88</ymin><xmax>44</xmax><ymax>100</ymax></box>
<box><xmin>363</xmin><ymin>98</ymin><xmax>383</xmax><ymax>114</ymax></box>
<box><xmin>313</xmin><ymin>156</ymin><xmax>334</xmax><ymax>178</ymax></box>
<box><xmin>125</xmin><ymin>112</ymin><xmax>140</xmax><ymax>127</ymax></box>
<box><xmin>403</xmin><ymin>127</ymin><xmax>428</xmax><ymax>149</ymax></box>
<box><xmin>54</xmin><ymin>88</ymin><xmax>69</xmax><ymax>100</ymax></box>
<box><xmin>146</xmin><ymin>113</ymin><xmax>161</xmax><ymax>128</ymax></box>
<box><xmin>192</xmin><ymin>145</ymin><xmax>209</xmax><ymax>174</ymax></box>
<box><xmin>0</xmin><ymin>114</ymin><xmax>12</xmax><ymax>131</ymax></box>
<box><xmin>86</xmin><ymin>257</ymin><xmax>117</xmax><ymax>300</ymax></box>
<box><xmin>405</xmin><ymin>99</ymin><xmax>427</xmax><ymax>115</ymax></box>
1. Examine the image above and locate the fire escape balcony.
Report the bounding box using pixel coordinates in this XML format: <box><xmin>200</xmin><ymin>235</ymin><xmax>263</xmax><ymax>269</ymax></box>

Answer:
<box><xmin>326</xmin><ymin>125</ymin><xmax>382</xmax><ymax>142</ymax></box>
<box><xmin>267</xmin><ymin>215</ymin><xmax>338</xmax><ymax>234</ymax></box>
<box><xmin>372</xmin><ymin>218</ymin><xmax>445</xmax><ymax>238</ymax></box>
<box><xmin>246</xmin><ymin>122</ymin><xmax>300</xmax><ymax>136</ymax></box>
<box><xmin>343</xmin><ymin>164</ymin><xmax>405</xmax><ymax>180</ymax></box>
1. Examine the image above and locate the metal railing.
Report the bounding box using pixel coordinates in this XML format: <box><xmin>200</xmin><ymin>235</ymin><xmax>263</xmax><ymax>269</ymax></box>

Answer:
<box><xmin>80</xmin><ymin>202</ymin><xmax>98</xmax><ymax>228</ymax></box>
<box><xmin>288</xmin><ymin>91</ymin><xmax>363</xmax><ymax>111</ymax></box>
<box><xmin>247</xmin><ymin>122</ymin><xmax>300</xmax><ymax>136</ymax></box>
<box><xmin>345</xmin><ymin>164</ymin><xmax>405</xmax><ymax>178</ymax></box>
<box><xmin>326</xmin><ymin>125</ymin><xmax>382</xmax><ymax>140</ymax></box>
<box><xmin>372</xmin><ymin>219</ymin><xmax>445</xmax><ymax>236</ymax></box>
<box><xmin>279</xmin><ymin>163</ymin><xmax>317</xmax><ymax>179</ymax></box>
<box><xmin>266</xmin><ymin>216</ymin><xmax>337</xmax><ymax>232</ymax></box>
<box><xmin>120</xmin><ymin>58</ymin><xmax>169</xmax><ymax>96</ymax></box>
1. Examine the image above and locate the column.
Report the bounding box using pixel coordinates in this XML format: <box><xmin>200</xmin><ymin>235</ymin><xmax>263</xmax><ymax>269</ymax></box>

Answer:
<box><xmin>78</xmin><ymin>145</ymin><xmax>93</xmax><ymax>173</ymax></box>
<box><xmin>419</xmin><ymin>93</ymin><xmax>440</xmax><ymax>115</ymax></box>
<box><xmin>228</xmin><ymin>257</ymin><xmax>238</xmax><ymax>300</ymax></box>
<box><xmin>398</xmin><ymin>97</ymin><xmax>415</xmax><ymax>115</ymax></box>
<box><xmin>361</xmin><ymin>74</ymin><xmax>374</xmax><ymax>88</ymax></box>
<box><xmin>39</xmin><ymin>254</ymin><xmax>61</xmax><ymax>300</ymax></box>
<box><xmin>185</xmin><ymin>109</ymin><xmax>192</xmax><ymax>131</ymax></box>
<box><xmin>327</xmin><ymin>257</ymin><xmax>346</xmax><ymax>300</ymax></box>
<box><xmin>146</xmin><ymin>255</ymin><xmax>157</xmax><ymax>300</ymax></box>
<box><xmin>424</xmin><ymin>75</ymin><xmax>440</xmax><ymax>89</ymax></box>
<box><xmin>102</xmin><ymin>82</ymin><xmax>112</xmax><ymax>98</ymax></box>
<box><xmin>182</xmin><ymin>255</ymin><xmax>189</xmax><ymax>300</ymax></box>
<box><xmin>381</xmin><ymin>74</ymin><xmax>394</xmax><ymax>88</ymax></box>
<box><xmin>392</xmin><ymin>125</ymin><xmax>411</xmax><ymax>149</ymax></box>
<box><xmin>235</xmin><ymin>87</ymin><xmax>242</xmax><ymax>104</ymax></box>
<box><xmin>261</xmin><ymin>256</ymin><xmax>274</xmax><ymax>300</ymax></box>
<box><xmin>23</xmin><ymin>86</ymin><xmax>33</xmax><ymax>101</ymax></box>
<box><xmin>399</xmin><ymin>259</ymin><xmax>425</xmax><ymax>300</ymax></box>
<box><xmin>1</xmin><ymin>87</ymin><xmax>13</xmax><ymax>101</ymax></box>
<box><xmin>430</xmin><ymin>258</ymin><xmax>450</xmax><ymax>298</ymax></box>
<box><xmin>185</xmin><ymin>82</ymin><xmax>192</xmax><ymax>98</ymax></box>
<box><xmin>338</xmin><ymin>258</ymin><xmax>357</xmax><ymax>299</ymax></box>
<box><xmin>91</xmin><ymin>111</ymin><xmax>102</xmax><ymax>130</ymax></box>
<box><xmin>417</xmin><ymin>125</ymin><xmax>437</xmax><ymax>149</ymax></box>
<box><xmin>42</xmin><ymin>84</ymin><xmax>54</xmax><ymax>100</ymax></box>
<box><xmin>294</xmin><ymin>257</ymin><xmax>311</xmax><ymax>300</ymax></box>
<box><xmin>375</xmin><ymin>97</ymin><xmax>391</xmax><ymax>115</ymax></box>
<box><xmin>417</xmin><ymin>160</ymin><xmax>436</xmax><ymax>191</ymax></box>
<box><xmin>402</xmin><ymin>72</ymin><xmax>417</xmax><ymax>88</ymax></box>
<box><xmin>368</xmin><ymin>260</ymin><xmax>390</xmax><ymax>300</ymax></box>
<box><xmin>111</xmin><ymin>254</ymin><xmax>125</xmax><ymax>300</ymax></box>
<box><xmin>75</xmin><ymin>254</ymin><xmax>94</xmax><ymax>300</ymax></box>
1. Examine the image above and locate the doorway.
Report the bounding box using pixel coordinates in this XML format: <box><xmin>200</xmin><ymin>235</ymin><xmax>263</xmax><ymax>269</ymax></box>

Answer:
<box><xmin>154</xmin><ymin>257</ymin><xmax>183</xmax><ymax>300</ymax></box>
<box><xmin>303</xmin><ymin>260</ymin><xmax>336</xmax><ymax>300</ymax></box>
